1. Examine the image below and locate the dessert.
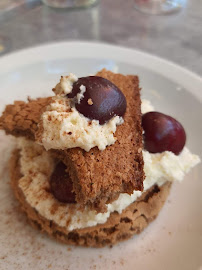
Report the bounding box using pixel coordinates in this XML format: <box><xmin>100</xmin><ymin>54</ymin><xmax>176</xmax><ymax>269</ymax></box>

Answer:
<box><xmin>0</xmin><ymin>69</ymin><xmax>200</xmax><ymax>247</ymax></box>
<box><xmin>0</xmin><ymin>71</ymin><xmax>144</xmax><ymax>212</ymax></box>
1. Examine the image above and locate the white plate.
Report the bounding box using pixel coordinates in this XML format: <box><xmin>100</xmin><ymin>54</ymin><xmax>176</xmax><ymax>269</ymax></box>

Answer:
<box><xmin>0</xmin><ymin>42</ymin><xmax>201</xmax><ymax>270</ymax></box>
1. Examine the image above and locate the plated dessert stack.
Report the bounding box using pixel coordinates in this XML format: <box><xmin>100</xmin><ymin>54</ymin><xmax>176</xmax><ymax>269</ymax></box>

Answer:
<box><xmin>0</xmin><ymin>69</ymin><xmax>200</xmax><ymax>247</ymax></box>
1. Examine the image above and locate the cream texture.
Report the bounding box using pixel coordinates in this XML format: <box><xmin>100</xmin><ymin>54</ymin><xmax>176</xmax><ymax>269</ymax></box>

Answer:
<box><xmin>39</xmin><ymin>74</ymin><xmax>124</xmax><ymax>152</ymax></box>
<box><xmin>77</xmin><ymin>85</ymin><xmax>86</xmax><ymax>104</ymax></box>
<box><xmin>141</xmin><ymin>99</ymin><xmax>154</xmax><ymax>114</ymax></box>
<box><xmin>53</xmin><ymin>73</ymin><xmax>78</xmax><ymax>96</ymax></box>
<box><xmin>40</xmin><ymin>97</ymin><xmax>123</xmax><ymax>151</ymax></box>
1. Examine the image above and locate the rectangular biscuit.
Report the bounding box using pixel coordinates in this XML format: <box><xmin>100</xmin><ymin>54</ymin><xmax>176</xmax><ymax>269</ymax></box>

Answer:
<box><xmin>0</xmin><ymin>69</ymin><xmax>144</xmax><ymax>212</ymax></box>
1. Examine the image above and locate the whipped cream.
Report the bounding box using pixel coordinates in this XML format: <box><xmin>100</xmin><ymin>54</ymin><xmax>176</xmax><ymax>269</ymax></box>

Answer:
<box><xmin>39</xmin><ymin>96</ymin><xmax>123</xmax><ymax>152</ymax></box>
<box><xmin>38</xmin><ymin>74</ymin><xmax>124</xmax><ymax>152</ymax></box>
<box><xmin>141</xmin><ymin>99</ymin><xmax>154</xmax><ymax>114</ymax></box>
<box><xmin>53</xmin><ymin>73</ymin><xmax>78</xmax><ymax>96</ymax></box>
<box><xmin>77</xmin><ymin>85</ymin><xmax>86</xmax><ymax>104</ymax></box>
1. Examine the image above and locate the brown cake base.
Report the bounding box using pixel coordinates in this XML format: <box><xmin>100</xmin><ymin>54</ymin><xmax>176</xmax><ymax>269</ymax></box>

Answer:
<box><xmin>10</xmin><ymin>150</ymin><xmax>171</xmax><ymax>248</ymax></box>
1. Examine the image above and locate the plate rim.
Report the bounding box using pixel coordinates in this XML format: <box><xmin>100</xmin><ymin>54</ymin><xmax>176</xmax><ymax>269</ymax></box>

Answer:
<box><xmin>0</xmin><ymin>40</ymin><xmax>201</xmax><ymax>101</ymax></box>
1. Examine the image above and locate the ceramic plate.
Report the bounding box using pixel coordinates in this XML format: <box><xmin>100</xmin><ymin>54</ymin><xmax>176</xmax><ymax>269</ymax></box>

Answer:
<box><xmin>0</xmin><ymin>42</ymin><xmax>201</xmax><ymax>270</ymax></box>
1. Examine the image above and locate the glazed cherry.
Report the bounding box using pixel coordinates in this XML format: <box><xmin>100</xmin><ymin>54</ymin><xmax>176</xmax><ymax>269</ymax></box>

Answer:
<box><xmin>67</xmin><ymin>76</ymin><xmax>127</xmax><ymax>124</ymax></box>
<box><xmin>50</xmin><ymin>162</ymin><xmax>76</xmax><ymax>203</ymax></box>
<box><xmin>142</xmin><ymin>111</ymin><xmax>186</xmax><ymax>155</ymax></box>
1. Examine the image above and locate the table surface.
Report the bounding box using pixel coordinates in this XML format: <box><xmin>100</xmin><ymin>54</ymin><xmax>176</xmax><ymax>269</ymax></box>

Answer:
<box><xmin>0</xmin><ymin>0</ymin><xmax>202</xmax><ymax>75</ymax></box>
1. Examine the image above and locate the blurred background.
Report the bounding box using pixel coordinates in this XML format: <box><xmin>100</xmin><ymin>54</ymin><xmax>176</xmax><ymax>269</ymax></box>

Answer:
<box><xmin>0</xmin><ymin>0</ymin><xmax>201</xmax><ymax>74</ymax></box>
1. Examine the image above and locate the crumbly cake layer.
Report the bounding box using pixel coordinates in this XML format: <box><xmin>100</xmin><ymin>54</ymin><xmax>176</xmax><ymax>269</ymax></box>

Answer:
<box><xmin>0</xmin><ymin>97</ymin><xmax>51</xmax><ymax>140</ymax></box>
<box><xmin>10</xmin><ymin>150</ymin><xmax>171</xmax><ymax>247</ymax></box>
<box><xmin>0</xmin><ymin>69</ymin><xmax>144</xmax><ymax>212</ymax></box>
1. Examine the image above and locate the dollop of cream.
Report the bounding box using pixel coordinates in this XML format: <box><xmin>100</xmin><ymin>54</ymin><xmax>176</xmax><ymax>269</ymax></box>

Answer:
<box><xmin>77</xmin><ymin>85</ymin><xmax>86</xmax><ymax>104</ymax></box>
<box><xmin>53</xmin><ymin>73</ymin><xmax>78</xmax><ymax>96</ymax></box>
<box><xmin>143</xmin><ymin>148</ymin><xmax>200</xmax><ymax>189</ymax></box>
<box><xmin>38</xmin><ymin>73</ymin><xmax>124</xmax><ymax>151</ymax></box>
<box><xmin>141</xmin><ymin>99</ymin><xmax>154</xmax><ymax>114</ymax></box>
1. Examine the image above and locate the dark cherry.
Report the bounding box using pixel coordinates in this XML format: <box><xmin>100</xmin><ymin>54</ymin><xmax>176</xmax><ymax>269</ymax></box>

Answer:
<box><xmin>50</xmin><ymin>162</ymin><xmax>76</xmax><ymax>203</ymax></box>
<box><xmin>142</xmin><ymin>111</ymin><xmax>186</xmax><ymax>155</ymax></box>
<box><xmin>67</xmin><ymin>76</ymin><xmax>127</xmax><ymax>125</ymax></box>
